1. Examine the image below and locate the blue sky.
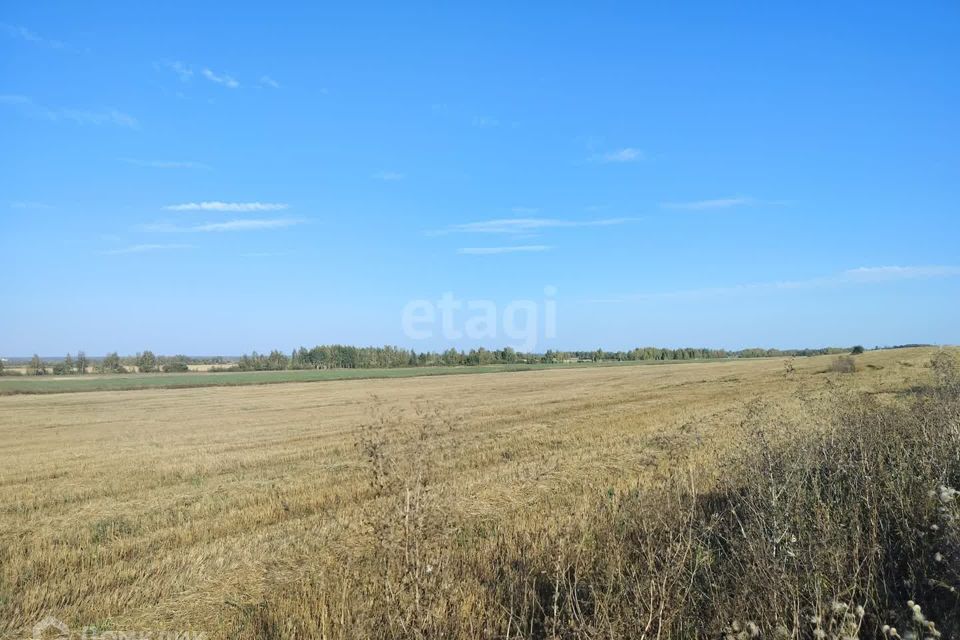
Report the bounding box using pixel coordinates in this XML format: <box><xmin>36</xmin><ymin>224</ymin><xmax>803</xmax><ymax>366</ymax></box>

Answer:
<box><xmin>1</xmin><ymin>1</ymin><xmax>958</xmax><ymax>356</ymax></box>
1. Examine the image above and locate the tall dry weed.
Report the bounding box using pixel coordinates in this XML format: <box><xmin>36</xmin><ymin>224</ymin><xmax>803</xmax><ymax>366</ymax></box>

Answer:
<box><xmin>244</xmin><ymin>354</ymin><xmax>960</xmax><ymax>639</ymax></box>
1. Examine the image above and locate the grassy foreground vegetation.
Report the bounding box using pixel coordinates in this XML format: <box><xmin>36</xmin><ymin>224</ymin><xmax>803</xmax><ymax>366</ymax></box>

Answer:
<box><xmin>249</xmin><ymin>351</ymin><xmax>960</xmax><ymax>639</ymax></box>
<box><xmin>0</xmin><ymin>348</ymin><xmax>956</xmax><ymax>638</ymax></box>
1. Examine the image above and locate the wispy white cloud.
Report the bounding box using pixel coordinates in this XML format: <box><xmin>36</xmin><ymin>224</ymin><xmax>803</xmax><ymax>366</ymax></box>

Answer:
<box><xmin>592</xmin><ymin>147</ymin><xmax>644</xmax><ymax>163</ymax></box>
<box><xmin>62</xmin><ymin>108</ymin><xmax>138</xmax><ymax>128</ymax></box>
<box><xmin>841</xmin><ymin>265</ymin><xmax>960</xmax><ymax>282</ymax></box>
<box><xmin>588</xmin><ymin>265</ymin><xmax>960</xmax><ymax>303</ymax></box>
<box><xmin>432</xmin><ymin>216</ymin><xmax>641</xmax><ymax>236</ymax></box>
<box><xmin>103</xmin><ymin>243</ymin><xmax>196</xmax><ymax>255</ymax></box>
<box><xmin>143</xmin><ymin>219</ymin><xmax>303</xmax><ymax>233</ymax></box>
<box><xmin>458</xmin><ymin>245</ymin><xmax>551</xmax><ymax>255</ymax></box>
<box><xmin>1</xmin><ymin>23</ymin><xmax>66</xmax><ymax>49</ymax></box>
<box><xmin>0</xmin><ymin>95</ymin><xmax>138</xmax><ymax>128</ymax></box>
<box><xmin>121</xmin><ymin>158</ymin><xmax>211</xmax><ymax>170</ymax></box>
<box><xmin>160</xmin><ymin>63</ymin><xmax>277</xmax><ymax>90</ymax></box>
<box><xmin>373</xmin><ymin>171</ymin><xmax>404</xmax><ymax>181</ymax></box>
<box><xmin>164</xmin><ymin>201</ymin><xmax>288</xmax><ymax>212</ymax></box>
<box><xmin>158</xmin><ymin>60</ymin><xmax>194</xmax><ymax>81</ymax></box>
<box><xmin>202</xmin><ymin>68</ymin><xmax>239</xmax><ymax>88</ymax></box>
<box><xmin>661</xmin><ymin>197</ymin><xmax>793</xmax><ymax>210</ymax></box>
<box><xmin>259</xmin><ymin>75</ymin><xmax>280</xmax><ymax>89</ymax></box>
<box><xmin>194</xmin><ymin>219</ymin><xmax>300</xmax><ymax>232</ymax></box>
<box><xmin>661</xmin><ymin>196</ymin><xmax>755</xmax><ymax>210</ymax></box>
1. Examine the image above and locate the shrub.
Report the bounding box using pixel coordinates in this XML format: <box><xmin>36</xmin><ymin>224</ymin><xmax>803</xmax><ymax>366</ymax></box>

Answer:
<box><xmin>161</xmin><ymin>361</ymin><xmax>189</xmax><ymax>373</ymax></box>
<box><xmin>830</xmin><ymin>355</ymin><xmax>857</xmax><ymax>373</ymax></box>
<box><xmin>136</xmin><ymin>350</ymin><xmax>158</xmax><ymax>373</ymax></box>
<box><xmin>243</xmin><ymin>356</ymin><xmax>960</xmax><ymax>639</ymax></box>
<box><xmin>98</xmin><ymin>352</ymin><xmax>124</xmax><ymax>374</ymax></box>
<box><xmin>851</xmin><ymin>345</ymin><xmax>865</xmax><ymax>355</ymax></box>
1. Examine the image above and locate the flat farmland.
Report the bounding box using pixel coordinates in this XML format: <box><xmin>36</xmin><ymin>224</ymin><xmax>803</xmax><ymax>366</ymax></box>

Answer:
<box><xmin>0</xmin><ymin>361</ymin><xmax>671</xmax><ymax>395</ymax></box>
<box><xmin>0</xmin><ymin>348</ymin><xmax>939</xmax><ymax>638</ymax></box>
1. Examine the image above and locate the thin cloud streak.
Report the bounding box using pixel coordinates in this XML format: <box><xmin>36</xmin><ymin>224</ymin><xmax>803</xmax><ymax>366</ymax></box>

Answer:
<box><xmin>158</xmin><ymin>60</ymin><xmax>194</xmax><ymax>81</ymax></box>
<box><xmin>61</xmin><ymin>108</ymin><xmax>138</xmax><ymax>128</ymax></box>
<box><xmin>195</xmin><ymin>219</ymin><xmax>300</xmax><ymax>232</ymax></box>
<box><xmin>1</xmin><ymin>23</ymin><xmax>66</xmax><ymax>49</ymax></box>
<box><xmin>0</xmin><ymin>95</ymin><xmax>138</xmax><ymax>128</ymax></box>
<box><xmin>164</xmin><ymin>201</ymin><xmax>288</xmax><ymax>212</ymax></box>
<box><xmin>202</xmin><ymin>68</ymin><xmax>239</xmax><ymax>88</ymax></box>
<box><xmin>587</xmin><ymin>265</ymin><xmax>960</xmax><ymax>303</ymax></box>
<box><xmin>122</xmin><ymin>158</ymin><xmax>211</xmax><ymax>170</ymax></box>
<box><xmin>843</xmin><ymin>266</ymin><xmax>960</xmax><ymax>282</ymax></box>
<box><xmin>103</xmin><ymin>244</ymin><xmax>196</xmax><ymax>255</ymax></box>
<box><xmin>374</xmin><ymin>171</ymin><xmax>404</xmax><ymax>181</ymax></box>
<box><xmin>592</xmin><ymin>147</ymin><xmax>644</xmax><ymax>163</ymax></box>
<box><xmin>661</xmin><ymin>197</ymin><xmax>793</xmax><ymax>210</ymax></box>
<box><xmin>160</xmin><ymin>62</ymin><xmax>275</xmax><ymax>90</ymax></box>
<box><xmin>661</xmin><ymin>197</ymin><xmax>756</xmax><ymax>210</ymax></box>
<box><xmin>432</xmin><ymin>216</ymin><xmax>641</xmax><ymax>235</ymax></box>
<box><xmin>142</xmin><ymin>219</ymin><xmax>303</xmax><ymax>233</ymax></box>
<box><xmin>458</xmin><ymin>245</ymin><xmax>551</xmax><ymax>255</ymax></box>
<box><xmin>259</xmin><ymin>75</ymin><xmax>280</xmax><ymax>89</ymax></box>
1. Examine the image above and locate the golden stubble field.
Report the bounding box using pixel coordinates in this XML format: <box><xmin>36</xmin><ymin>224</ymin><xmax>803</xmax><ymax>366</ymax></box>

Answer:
<box><xmin>0</xmin><ymin>348</ymin><xmax>940</xmax><ymax>637</ymax></box>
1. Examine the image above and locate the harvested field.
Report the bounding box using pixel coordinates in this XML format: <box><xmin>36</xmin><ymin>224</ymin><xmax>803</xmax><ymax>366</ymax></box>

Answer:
<box><xmin>0</xmin><ymin>348</ymin><xmax>948</xmax><ymax>638</ymax></box>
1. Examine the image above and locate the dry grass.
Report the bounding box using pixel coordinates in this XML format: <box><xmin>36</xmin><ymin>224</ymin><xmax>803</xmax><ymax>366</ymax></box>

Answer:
<box><xmin>829</xmin><ymin>355</ymin><xmax>858</xmax><ymax>374</ymax></box>
<box><xmin>0</xmin><ymin>348</ymin><xmax>953</xmax><ymax>638</ymax></box>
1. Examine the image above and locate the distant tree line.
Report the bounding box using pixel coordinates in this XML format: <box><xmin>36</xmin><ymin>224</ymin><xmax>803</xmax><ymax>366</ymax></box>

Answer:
<box><xmin>224</xmin><ymin>344</ymin><xmax>855</xmax><ymax>372</ymax></box>
<box><xmin>5</xmin><ymin>344</ymin><xmax>868</xmax><ymax>376</ymax></box>
<box><xmin>19</xmin><ymin>352</ymin><xmax>91</xmax><ymax>376</ymax></box>
<box><xmin>9</xmin><ymin>351</ymin><xmax>199</xmax><ymax>375</ymax></box>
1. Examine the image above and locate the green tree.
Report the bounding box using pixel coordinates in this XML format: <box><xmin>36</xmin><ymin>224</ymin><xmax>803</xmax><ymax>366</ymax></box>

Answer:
<box><xmin>100</xmin><ymin>352</ymin><xmax>122</xmax><ymax>373</ymax></box>
<box><xmin>266</xmin><ymin>350</ymin><xmax>289</xmax><ymax>370</ymax></box>
<box><xmin>52</xmin><ymin>354</ymin><xmax>74</xmax><ymax>375</ymax></box>
<box><xmin>851</xmin><ymin>345</ymin><xmax>865</xmax><ymax>355</ymax></box>
<box><xmin>30</xmin><ymin>354</ymin><xmax>46</xmax><ymax>376</ymax></box>
<box><xmin>76</xmin><ymin>351</ymin><xmax>88</xmax><ymax>375</ymax></box>
<box><xmin>137</xmin><ymin>350</ymin><xmax>158</xmax><ymax>373</ymax></box>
